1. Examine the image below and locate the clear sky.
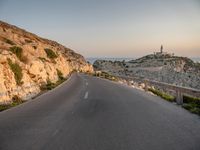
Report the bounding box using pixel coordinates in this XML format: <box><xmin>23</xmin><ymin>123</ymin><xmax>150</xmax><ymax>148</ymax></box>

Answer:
<box><xmin>0</xmin><ymin>0</ymin><xmax>200</xmax><ymax>58</ymax></box>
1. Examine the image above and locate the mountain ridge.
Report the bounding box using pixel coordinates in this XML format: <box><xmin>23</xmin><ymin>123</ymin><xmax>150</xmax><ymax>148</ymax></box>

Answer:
<box><xmin>0</xmin><ymin>20</ymin><xmax>93</xmax><ymax>104</ymax></box>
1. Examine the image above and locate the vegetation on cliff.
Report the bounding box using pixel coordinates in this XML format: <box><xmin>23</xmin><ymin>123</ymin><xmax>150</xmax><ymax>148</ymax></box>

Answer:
<box><xmin>7</xmin><ymin>58</ymin><xmax>23</xmax><ymax>85</ymax></box>
<box><xmin>44</xmin><ymin>48</ymin><xmax>58</xmax><ymax>59</ymax></box>
<box><xmin>0</xmin><ymin>20</ymin><xmax>93</xmax><ymax>104</ymax></box>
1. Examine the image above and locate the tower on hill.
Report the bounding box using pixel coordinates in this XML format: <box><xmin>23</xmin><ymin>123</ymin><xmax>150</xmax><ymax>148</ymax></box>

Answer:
<box><xmin>160</xmin><ymin>45</ymin><xmax>163</xmax><ymax>53</ymax></box>
<box><xmin>153</xmin><ymin>45</ymin><xmax>174</xmax><ymax>57</ymax></box>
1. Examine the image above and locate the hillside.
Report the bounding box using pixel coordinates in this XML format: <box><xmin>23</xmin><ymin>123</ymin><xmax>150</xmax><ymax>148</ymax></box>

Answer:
<box><xmin>0</xmin><ymin>21</ymin><xmax>93</xmax><ymax>104</ymax></box>
<box><xmin>94</xmin><ymin>53</ymin><xmax>200</xmax><ymax>89</ymax></box>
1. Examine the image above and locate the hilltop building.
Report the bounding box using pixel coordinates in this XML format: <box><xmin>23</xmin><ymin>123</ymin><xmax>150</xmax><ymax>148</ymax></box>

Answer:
<box><xmin>154</xmin><ymin>45</ymin><xmax>174</xmax><ymax>56</ymax></box>
<box><xmin>160</xmin><ymin>45</ymin><xmax>163</xmax><ymax>53</ymax></box>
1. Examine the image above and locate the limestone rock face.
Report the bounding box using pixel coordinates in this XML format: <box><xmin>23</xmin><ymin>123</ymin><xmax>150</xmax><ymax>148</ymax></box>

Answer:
<box><xmin>0</xmin><ymin>21</ymin><xmax>93</xmax><ymax>104</ymax></box>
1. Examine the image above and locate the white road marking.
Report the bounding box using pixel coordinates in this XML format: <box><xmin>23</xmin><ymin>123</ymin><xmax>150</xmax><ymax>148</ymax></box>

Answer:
<box><xmin>86</xmin><ymin>82</ymin><xmax>88</xmax><ymax>86</ymax></box>
<box><xmin>84</xmin><ymin>91</ymin><xmax>89</xmax><ymax>99</ymax></box>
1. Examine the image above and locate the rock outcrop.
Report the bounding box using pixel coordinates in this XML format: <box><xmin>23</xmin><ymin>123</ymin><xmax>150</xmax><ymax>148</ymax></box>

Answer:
<box><xmin>93</xmin><ymin>53</ymin><xmax>200</xmax><ymax>89</ymax></box>
<box><xmin>0</xmin><ymin>21</ymin><xmax>93</xmax><ymax>104</ymax></box>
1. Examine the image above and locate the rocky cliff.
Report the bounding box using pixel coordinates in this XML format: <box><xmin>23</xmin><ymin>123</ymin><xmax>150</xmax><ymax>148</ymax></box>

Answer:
<box><xmin>93</xmin><ymin>53</ymin><xmax>200</xmax><ymax>89</ymax></box>
<box><xmin>0</xmin><ymin>21</ymin><xmax>93</xmax><ymax>104</ymax></box>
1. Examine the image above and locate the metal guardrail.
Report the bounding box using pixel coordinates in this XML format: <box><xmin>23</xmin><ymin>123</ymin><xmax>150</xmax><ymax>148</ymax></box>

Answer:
<box><xmin>116</xmin><ymin>75</ymin><xmax>200</xmax><ymax>105</ymax></box>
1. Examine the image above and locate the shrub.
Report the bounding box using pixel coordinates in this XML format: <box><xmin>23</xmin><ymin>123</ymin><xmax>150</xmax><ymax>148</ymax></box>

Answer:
<box><xmin>9</xmin><ymin>46</ymin><xmax>28</xmax><ymax>63</ymax></box>
<box><xmin>148</xmin><ymin>88</ymin><xmax>175</xmax><ymax>102</ymax></box>
<box><xmin>12</xmin><ymin>95</ymin><xmax>23</xmax><ymax>105</ymax></box>
<box><xmin>4</xmin><ymin>38</ymin><xmax>15</xmax><ymax>45</ymax></box>
<box><xmin>56</xmin><ymin>69</ymin><xmax>64</xmax><ymax>80</ymax></box>
<box><xmin>71</xmin><ymin>69</ymin><xmax>78</xmax><ymax>74</ymax></box>
<box><xmin>33</xmin><ymin>46</ymin><xmax>37</xmax><ymax>49</ymax></box>
<box><xmin>0</xmin><ymin>95</ymin><xmax>24</xmax><ymax>111</ymax></box>
<box><xmin>44</xmin><ymin>48</ymin><xmax>58</xmax><ymax>59</ymax></box>
<box><xmin>183</xmin><ymin>95</ymin><xmax>200</xmax><ymax>104</ymax></box>
<box><xmin>0</xmin><ymin>105</ymin><xmax>11</xmax><ymax>112</ymax></box>
<box><xmin>40</xmin><ymin>76</ymin><xmax>67</xmax><ymax>91</ymax></box>
<box><xmin>8</xmin><ymin>58</ymin><xmax>23</xmax><ymax>85</ymax></box>
<box><xmin>9</xmin><ymin>46</ymin><xmax>23</xmax><ymax>60</ymax></box>
<box><xmin>40</xmin><ymin>80</ymin><xmax>55</xmax><ymax>91</ymax></box>
<box><xmin>182</xmin><ymin>95</ymin><xmax>200</xmax><ymax>115</ymax></box>
<box><xmin>46</xmin><ymin>80</ymin><xmax>56</xmax><ymax>90</ymax></box>
<box><xmin>182</xmin><ymin>103</ymin><xmax>200</xmax><ymax>115</ymax></box>
<box><xmin>93</xmin><ymin>71</ymin><xmax>118</xmax><ymax>81</ymax></box>
<box><xmin>25</xmin><ymin>39</ymin><xmax>32</xmax><ymax>43</ymax></box>
<box><xmin>41</xmin><ymin>79</ymin><xmax>64</xmax><ymax>91</ymax></box>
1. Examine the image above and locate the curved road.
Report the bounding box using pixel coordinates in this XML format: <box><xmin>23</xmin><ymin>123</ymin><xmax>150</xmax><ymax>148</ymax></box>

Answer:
<box><xmin>0</xmin><ymin>73</ymin><xmax>200</xmax><ymax>150</ymax></box>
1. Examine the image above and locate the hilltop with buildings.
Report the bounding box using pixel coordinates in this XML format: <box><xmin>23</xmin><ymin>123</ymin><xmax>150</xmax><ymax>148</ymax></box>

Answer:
<box><xmin>94</xmin><ymin>46</ymin><xmax>200</xmax><ymax>89</ymax></box>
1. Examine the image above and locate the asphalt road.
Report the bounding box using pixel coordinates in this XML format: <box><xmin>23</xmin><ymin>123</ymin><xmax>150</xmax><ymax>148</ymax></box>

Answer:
<box><xmin>0</xmin><ymin>73</ymin><xmax>200</xmax><ymax>150</ymax></box>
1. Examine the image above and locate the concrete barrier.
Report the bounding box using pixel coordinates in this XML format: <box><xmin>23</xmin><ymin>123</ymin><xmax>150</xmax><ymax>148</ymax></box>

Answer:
<box><xmin>117</xmin><ymin>75</ymin><xmax>200</xmax><ymax>105</ymax></box>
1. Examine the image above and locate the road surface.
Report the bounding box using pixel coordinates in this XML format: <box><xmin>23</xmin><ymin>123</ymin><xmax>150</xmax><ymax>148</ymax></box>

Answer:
<box><xmin>0</xmin><ymin>73</ymin><xmax>200</xmax><ymax>150</ymax></box>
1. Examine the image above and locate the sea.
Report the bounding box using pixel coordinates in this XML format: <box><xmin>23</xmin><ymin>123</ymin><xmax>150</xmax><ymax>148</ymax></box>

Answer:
<box><xmin>87</xmin><ymin>58</ymin><xmax>134</xmax><ymax>64</ymax></box>
<box><xmin>87</xmin><ymin>57</ymin><xmax>200</xmax><ymax>64</ymax></box>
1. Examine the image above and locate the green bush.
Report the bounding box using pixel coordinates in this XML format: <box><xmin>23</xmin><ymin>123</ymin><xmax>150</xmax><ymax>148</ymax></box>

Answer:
<box><xmin>56</xmin><ymin>69</ymin><xmax>64</xmax><ymax>80</ymax></box>
<box><xmin>0</xmin><ymin>105</ymin><xmax>12</xmax><ymax>111</ymax></box>
<box><xmin>40</xmin><ymin>76</ymin><xmax>67</xmax><ymax>91</ymax></box>
<box><xmin>8</xmin><ymin>58</ymin><xmax>23</xmax><ymax>85</ymax></box>
<box><xmin>44</xmin><ymin>48</ymin><xmax>58</xmax><ymax>59</ymax></box>
<box><xmin>4</xmin><ymin>38</ymin><xmax>15</xmax><ymax>45</ymax></box>
<box><xmin>25</xmin><ymin>39</ymin><xmax>32</xmax><ymax>43</ymax></box>
<box><xmin>148</xmin><ymin>89</ymin><xmax>200</xmax><ymax>115</ymax></box>
<box><xmin>182</xmin><ymin>95</ymin><xmax>200</xmax><ymax>115</ymax></box>
<box><xmin>93</xmin><ymin>71</ymin><xmax>118</xmax><ymax>81</ymax></box>
<box><xmin>12</xmin><ymin>95</ymin><xmax>23</xmax><ymax>105</ymax></box>
<box><xmin>40</xmin><ymin>80</ymin><xmax>55</xmax><ymax>91</ymax></box>
<box><xmin>0</xmin><ymin>95</ymin><xmax>24</xmax><ymax>112</ymax></box>
<box><xmin>9</xmin><ymin>46</ymin><xmax>28</xmax><ymax>63</ymax></box>
<box><xmin>148</xmin><ymin>88</ymin><xmax>175</xmax><ymax>102</ymax></box>
<box><xmin>9</xmin><ymin>46</ymin><xmax>23</xmax><ymax>61</ymax></box>
<box><xmin>46</xmin><ymin>80</ymin><xmax>56</xmax><ymax>90</ymax></box>
<box><xmin>183</xmin><ymin>95</ymin><xmax>200</xmax><ymax>104</ymax></box>
<box><xmin>182</xmin><ymin>103</ymin><xmax>200</xmax><ymax>115</ymax></box>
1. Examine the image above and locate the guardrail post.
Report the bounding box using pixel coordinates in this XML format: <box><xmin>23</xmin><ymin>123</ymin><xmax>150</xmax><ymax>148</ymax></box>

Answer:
<box><xmin>127</xmin><ymin>80</ymin><xmax>131</xmax><ymax>86</ymax></box>
<box><xmin>144</xmin><ymin>80</ymin><xmax>148</xmax><ymax>91</ymax></box>
<box><xmin>176</xmin><ymin>90</ymin><xmax>183</xmax><ymax>105</ymax></box>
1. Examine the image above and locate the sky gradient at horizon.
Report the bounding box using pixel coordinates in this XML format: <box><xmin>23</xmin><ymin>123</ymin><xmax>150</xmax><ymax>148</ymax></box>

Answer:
<box><xmin>0</xmin><ymin>0</ymin><xmax>200</xmax><ymax>58</ymax></box>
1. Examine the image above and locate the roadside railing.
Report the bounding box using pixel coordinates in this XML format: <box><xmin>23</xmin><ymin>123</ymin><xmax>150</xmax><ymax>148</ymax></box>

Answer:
<box><xmin>116</xmin><ymin>75</ymin><xmax>200</xmax><ymax>105</ymax></box>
